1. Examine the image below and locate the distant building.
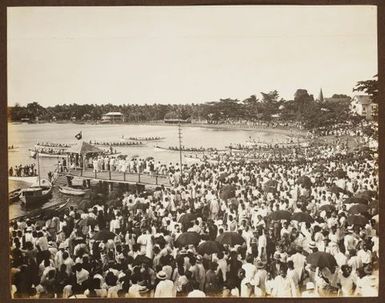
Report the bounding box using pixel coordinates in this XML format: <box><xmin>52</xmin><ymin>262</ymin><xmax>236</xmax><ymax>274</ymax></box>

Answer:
<box><xmin>101</xmin><ymin>112</ymin><xmax>124</xmax><ymax>123</ymax></box>
<box><xmin>317</xmin><ymin>88</ymin><xmax>324</xmax><ymax>102</ymax></box>
<box><xmin>350</xmin><ymin>95</ymin><xmax>378</xmax><ymax>120</ymax></box>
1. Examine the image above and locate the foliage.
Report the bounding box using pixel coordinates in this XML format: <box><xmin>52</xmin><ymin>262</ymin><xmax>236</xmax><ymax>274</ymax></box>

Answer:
<box><xmin>8</xmin><ymin>87</ymin><xmax>356</xmax><ymax>130</ymax></box>
<box><xmin>353</xmin><ymin>75</ymin><xmax>378</xmax><ymax>103</ymax></box>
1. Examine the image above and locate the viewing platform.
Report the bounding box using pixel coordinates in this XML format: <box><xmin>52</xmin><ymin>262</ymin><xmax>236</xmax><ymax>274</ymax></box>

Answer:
<box><xmin>65</xmin><ymin>168</ymin><xmax>171</xmax><ymax>188</ymax></box>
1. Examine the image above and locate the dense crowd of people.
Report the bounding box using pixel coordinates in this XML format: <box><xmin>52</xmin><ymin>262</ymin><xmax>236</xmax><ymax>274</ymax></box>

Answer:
<box><xmin>9</xmin><ymin>164</ymin><xmax>38</xmax><ymax>177</ymax></box>
<box><xmin>9</xmin><ymin>123</ymin><xmax>379</xmax><ymax>299</ymax></box>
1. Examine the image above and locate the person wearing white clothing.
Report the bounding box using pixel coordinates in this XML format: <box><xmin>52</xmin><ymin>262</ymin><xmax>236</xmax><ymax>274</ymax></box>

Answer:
<box><xmin>154</xmin><ymin>271</ymin><xmax>176</xmax><ymax>298</ymax></box>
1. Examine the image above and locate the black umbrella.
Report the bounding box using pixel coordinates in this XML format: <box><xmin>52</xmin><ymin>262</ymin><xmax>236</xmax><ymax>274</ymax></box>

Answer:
<box><xmin>263</xmin><ymin>180</ymin><xmax>278</xmax><ymax>193</ymax></box>
<box><xmin>133</xmin><ymin>254</ymin><xmax>152</xmax><ymax>266</ymax></box>
<box><xmin>347</xmin><ymin>215</ymin><xmax>369</xmax><ymax>226</ymax></box>
<box><xmin>291</xmin><ymin>212</ymin><xmax>314</xmax><ymax>223</ymax></box>
<box><xmin>348</xmin><ymin>204</ymin><xmax>370</xmax><ymax>215</ymax></box>
<box><xmin>344</xmin><ymin>197</ymin><xmax>368</xmax><ymax>205</ymax></box>
<box><xmin>268</xmin><ymin>210</ymin><xmax>292</xmax><ymax>221</ymax></box>
<box><xmin>329</xmin><ymin>185</ymin><xmax>346</xmax><ymax>195</ymax></box>
<box><xmin>297</xmin><ymin>176</ymin><xmax>312</xmax><ymax>189</ymax></box>
<box><xmin>175</xmin><ymin>232</ymin><xmax>201</xmax><ymax>247</ymax></box>
<box><xmin>93</xmin><ymin>230</ymin><xmax>116</xmax><ymax>241</ymax></box>
<box><xmin>334</xmin><ymin>169</ymin><xmax>346</xmax><ymax>179</ymax></box>
<box><xmin>215</xmin><ymin>232</ymin><xmax>245</xmax><ymax>246</ymax></box>
<box><xmin>306</xmin><ymin>252</ymin><xmax>337</xmax><ymax>271</ymax></box>
<box><xmin>197</xmin><ymin>241</ymin><xmax>224</xmax><ymax>255</ymax></box>
<box><xmin>178</xmin><ymin>213</ymin><xmax>197</xmax><ymax>227</ymax></box>
<box><xmin>319</xmin><ymin>204</ymin><xmax>336</xmax><ymax>213</ymax></box>
<box><xmin>219</xmin><ymin>185</ymin><xmax>236</xmax><ymax>200</ymax></box>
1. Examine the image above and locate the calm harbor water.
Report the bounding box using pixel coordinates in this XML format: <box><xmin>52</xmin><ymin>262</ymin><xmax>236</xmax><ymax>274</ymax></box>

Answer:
<box><xmin>8</xmin><ymin>122</ymin><xmax>296</xmax><ymax>219</ymax></box>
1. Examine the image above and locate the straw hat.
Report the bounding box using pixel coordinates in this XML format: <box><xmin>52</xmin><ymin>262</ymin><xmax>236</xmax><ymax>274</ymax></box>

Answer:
<box><xmin>156</xmin><ymin>271</ymin><xmax>167</xmax><ymax>280</ymax></box>
<box><xmin>308</xmin><ymin>242</ymin><xmax>316</xmax><ymax>249</ymax></box>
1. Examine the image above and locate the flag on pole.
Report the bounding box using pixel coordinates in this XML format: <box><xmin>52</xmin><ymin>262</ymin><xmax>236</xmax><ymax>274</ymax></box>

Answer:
<box><xmin>75</xmin><ymin>131</ymin><xmax>82</xmax><ymax>140</ymax></box>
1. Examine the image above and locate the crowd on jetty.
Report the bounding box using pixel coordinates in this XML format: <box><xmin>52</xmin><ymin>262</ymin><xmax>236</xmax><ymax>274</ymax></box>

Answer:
<box><xmin>9</xmin><ymin>164</ymin><xmax>38</xmax><ymax>177</ymax></box>
<box><xmin>9</xmin><ymin>120</ymin><xmax>379</xmax><ymax>299</ymax></box>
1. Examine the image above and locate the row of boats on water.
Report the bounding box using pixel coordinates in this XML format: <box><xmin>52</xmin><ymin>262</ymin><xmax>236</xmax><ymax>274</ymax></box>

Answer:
<box><xmin>154</xmin><ymin>146</ymin><xmax>226</xmax><ymax>153</ymax></box>
<box><xmin>123</xmin><ymin>136</ymin><xmax>165</xmax><ymax>142</ymax></box>
<box><xmin>91</xmin><ymin>141</ymin><xmax>145</xmax><ymax>147</ymax></box>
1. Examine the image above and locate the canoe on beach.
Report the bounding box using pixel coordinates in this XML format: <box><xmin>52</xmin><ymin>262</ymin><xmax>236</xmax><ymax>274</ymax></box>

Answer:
<box><xmin>58</xmin><ymin>186</ymin><xmax>86</xmax><ymax>196</ymax></box>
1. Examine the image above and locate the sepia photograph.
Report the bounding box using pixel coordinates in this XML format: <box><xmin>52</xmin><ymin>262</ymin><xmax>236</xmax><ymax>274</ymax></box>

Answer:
<box><xmin>6</xmin><ymin>4</ymin><xmax>379</xmax><ymax>299</ymax></box>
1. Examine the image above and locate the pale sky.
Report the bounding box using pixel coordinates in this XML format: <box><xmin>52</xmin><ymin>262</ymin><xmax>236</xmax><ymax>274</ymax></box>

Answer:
<box><xmin>7</xmin><ymin>5</ymin><xmax>377</xmax><ymax>107</ymax></box>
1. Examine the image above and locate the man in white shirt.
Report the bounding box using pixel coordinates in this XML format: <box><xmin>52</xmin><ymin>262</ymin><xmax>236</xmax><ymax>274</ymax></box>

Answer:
<box><xmin>154</xmin><ymin>271</ymin><xmax>175</xmax><ymax>297</ymax></box>
<box><xmin>288</xmin><ymin>247</ymin><xmax>306</xmax><ymax>281</ymax></box>
<box><xmin>187</xmin><ymin>281</ymin><xmax>206</xmax><ymax>297</ymax></box>
<box><xmin>242</xmin><ymin>255</ymin><xmax>257</xmax><ymax>281</ymax></box>
<box><xmin>357</xmin><ymin>243</ymin><xmax>372</xmax><ymax>266</ymax></box>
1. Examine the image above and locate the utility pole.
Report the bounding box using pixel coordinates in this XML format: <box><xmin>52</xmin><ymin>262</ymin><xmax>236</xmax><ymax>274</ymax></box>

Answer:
<box><xmin>178</xmin><ymin>120</ymin><xmax>183</xmax><ymax>173</ymax></box>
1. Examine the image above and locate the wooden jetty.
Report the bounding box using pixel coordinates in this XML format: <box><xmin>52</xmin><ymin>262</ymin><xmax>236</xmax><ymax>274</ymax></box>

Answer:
<box><xmin>66</xmin><ymin>168</ymin><xmax>171</xmax><ymax>188</ymax></box>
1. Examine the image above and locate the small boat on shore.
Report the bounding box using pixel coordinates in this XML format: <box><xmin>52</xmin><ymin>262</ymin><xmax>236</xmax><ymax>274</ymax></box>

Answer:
<box><xmin>59</xmin><ymin>186</ymin><xmax>86</xmax><ymax>196</ymax></box>
<box><xmin>9</xmin><ymin>188</ymin><xmax>22</xmax><ymax>203</ymax></box>
<box><xmin>20</xmin><ymin>179</ymin><xmax>53</xmax><ymax>208</ymax></box>
<box><xmin>29</xmin><ymin>149</ymin><xmax>67</xmax><ymax>158</ymax></box>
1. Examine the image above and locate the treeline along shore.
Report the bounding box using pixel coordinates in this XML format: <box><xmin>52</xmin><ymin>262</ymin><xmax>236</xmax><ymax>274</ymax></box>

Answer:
<box><xmin>8</xmin><ymin>84</ymin><xmax>375</xmax><ymax>131</ymax></box>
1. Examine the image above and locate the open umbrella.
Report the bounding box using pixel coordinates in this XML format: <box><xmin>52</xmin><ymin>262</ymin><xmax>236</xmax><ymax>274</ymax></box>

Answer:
<box><xmin>328</xmin><ymin>185</ymin><xmax>346</xmax><ymax>195</ymax></box>
<box><xmin>197</xmin><ymin>241</ymin><xmax>224</xmax><ymax>255</ymax></box>
<box><xmin>86</xmin><ymin>216</ymin><xmax>98</xmax><ymax>227</ymax></box>
<box><xmin>178</xmin><ymin>213</ymin><xmax>197</xmax><ymax>227</ymax></box>
<box><xmin>344</xmin><ymin>197</ymin><xmax>368</xmax><ymax>205</ymax></box>
<box><xmin>355</xmin><ymin>191</ymin><xmax>375</xmax><ymax>201</ymax></box>
<box><xmin>306</xmin><ymin>252</ymin><xmax>337</xmax><ymax>271</ymax></box>
<box><xmin>145</xmin><ymin>156</ymin><xmax>154</xmax><ymax>161</ymax></box>
<box><xmin>216</xmin><ymin>232</ymin><xmax>245</xmax><ymax>246</ymax></box>
<box><xmin>218</xmin><ymin>172</ymin><xmax>229</xmax><ymax>182</ymax></box>
<box><xmin>334</xmin><ymin>169</ymin><xmax>346</xmax><ymax>179</ymax></box>
<box><xmin>291</xmin><ymin>212</ymin><xmax>314</xmax><ymax>223</ymax></box>
<box><xmin>175</xmin><ymin>232</ymin><xmax>201</xmax><ymax>247</ymax></box>
<box><xmin>297</xmin><ymin>176</ymin><xmax>312</xmax><ymax>189</ymax></box>
<box><xmin>219</xmin><ymin>185</ymin><xmax>236</xmax><ymax>200</ymax></box>
<box><xmin>313</xmin><ymin>165</ymin><xmax>327</xmax><ymax>173</ymax></box>
<box><xmin>348</xmin><ymin>204</ymin><xmax>370</xmax><ymax>215</ymax></box>
<box><xmin>133</xmin><ymin>254</ymin><xmax>152</xmax><ymax>266</ymax></box>
<box><xmin>93</xmin><ymin>230</ymin><xmax>116</xmax><ymax>241</ymax></box>
<box><xmin>268</xmin><ymin>210</ymin><xmax>292</xmax><ymax>221</ymax></box>
<box><xmin>263</xmin><ymin>180</ymin><xmax>278</xmax><ymax>193</ymax></box>
<box><xmin>347</xmin><ymin>215</ymin><xmax>369</xmax><ymax>226</ymax></box>
<box><xmin>319</xmin><ymin>204</ymin><xmax>336</xmax><ymax>213</ymax></box>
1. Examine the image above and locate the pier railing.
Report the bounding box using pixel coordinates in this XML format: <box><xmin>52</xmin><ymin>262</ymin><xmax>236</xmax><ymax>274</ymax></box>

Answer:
<box><xmin>66</xmin><ymin>167</ymin><xmax>170</xmax><ymax>187</ymax></box>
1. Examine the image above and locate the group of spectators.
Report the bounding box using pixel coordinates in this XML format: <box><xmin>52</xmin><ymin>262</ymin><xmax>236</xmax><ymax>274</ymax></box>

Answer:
<box><xmin>9</xmin><ymin>164</ymin><xmax>38</xmax><ymax>178</ymax></box>
<box><xmin>9</xmin><ymin>125</ymin><xmax>379</xmax><ymax>299</ymax></box>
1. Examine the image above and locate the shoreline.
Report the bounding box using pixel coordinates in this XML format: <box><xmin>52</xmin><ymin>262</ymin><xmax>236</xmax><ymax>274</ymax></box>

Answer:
<box><xmin>10</xmin><ymin>121</ymin><xmax>307</xmax><ymax>137</ymax></box>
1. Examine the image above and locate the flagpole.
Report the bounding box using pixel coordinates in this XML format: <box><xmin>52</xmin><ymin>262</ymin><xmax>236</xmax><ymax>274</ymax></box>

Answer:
<box><xmin>37</xmin><ymin>150</ymin><xmax>41</xmax><ymax>186</ymax></box>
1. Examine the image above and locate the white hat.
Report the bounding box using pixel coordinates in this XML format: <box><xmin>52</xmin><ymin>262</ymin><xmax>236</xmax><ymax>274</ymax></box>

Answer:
<box><xmin>156</xmin><ymin>271</ymin><xmax>167</xmax><ymax>280</ymax></box>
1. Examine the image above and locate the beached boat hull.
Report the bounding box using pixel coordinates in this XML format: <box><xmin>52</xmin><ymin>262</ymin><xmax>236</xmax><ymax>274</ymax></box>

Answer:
<box><xmin>59</xmin><ymin>186</ymin><xmax>86</xmax><ymax>196</ymax></box>
<box><xmin>9</xmin><ymin>188</ymin><xmax>21</xmax><ymax>203</ymax></box>
<box><xmin>20</xmin><ymin>186</ymin><xmax>53</xmax><ymax>208</ymax></box>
